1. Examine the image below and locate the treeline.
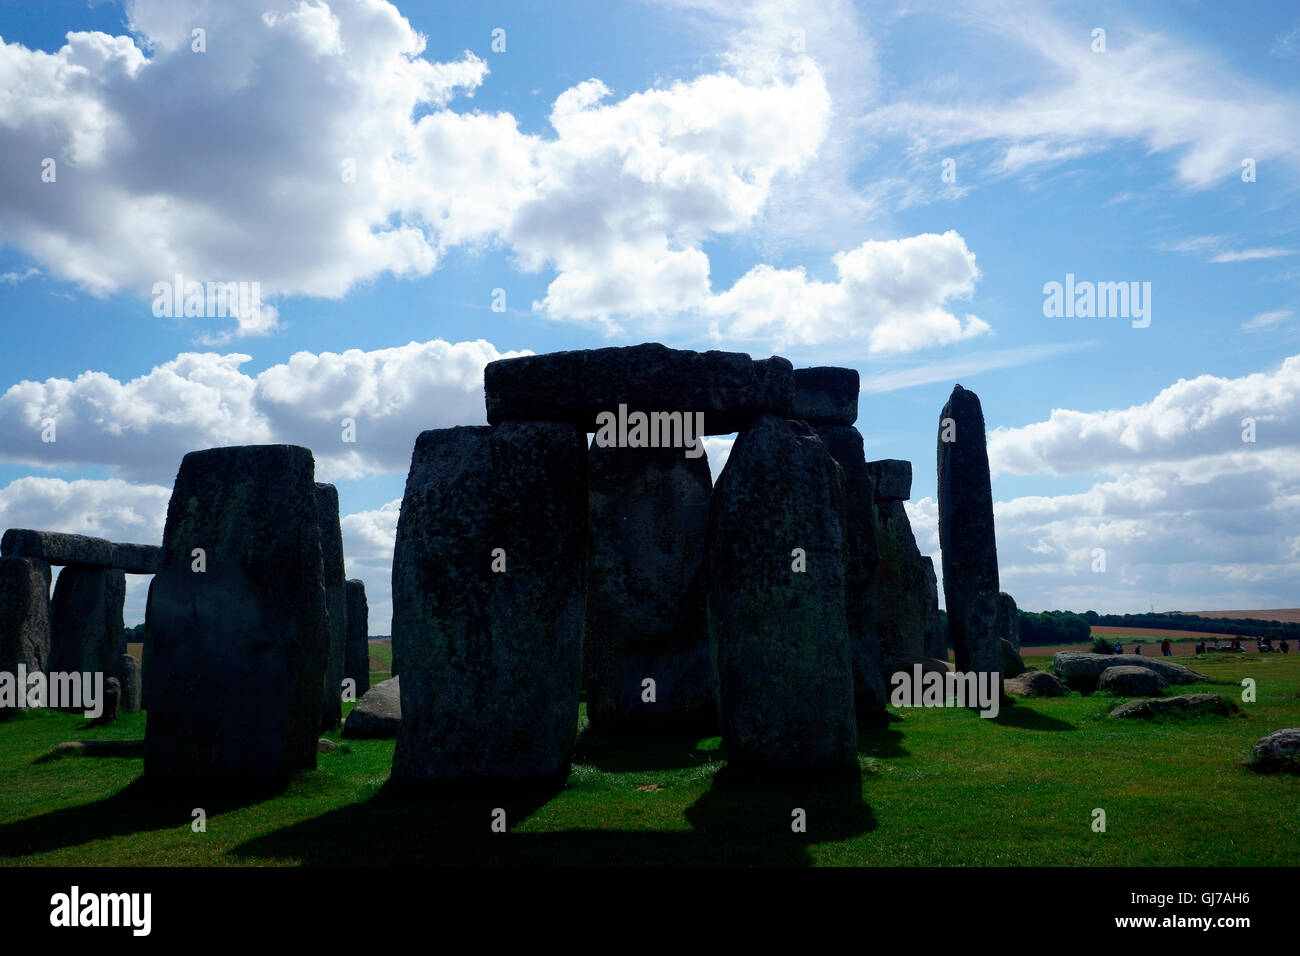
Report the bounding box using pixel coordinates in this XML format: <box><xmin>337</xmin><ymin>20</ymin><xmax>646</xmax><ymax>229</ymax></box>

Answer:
<box><xmin>1084</xmin><ymin>611</ymin><xmax>1300</xmax><ymax>641</ymax></box>
<box><xmin>1017</xmin><ymin>610</ymin><xmax>1091</xmax><ymax>646</ymax></box>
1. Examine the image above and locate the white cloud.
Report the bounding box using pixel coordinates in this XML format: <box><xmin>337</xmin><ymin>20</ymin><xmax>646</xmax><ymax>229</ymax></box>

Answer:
<box><xmin>341</xmin><ymin>498</ymin><xmax>400</xmax><ymax>635</ymax></box>
<box><xmin>1244</xmin><ymin>309</ymin><xmax>1294</xmax><ymax>331</ymax></box>
<box><xmin>0</xmin><ymin>338</ymin><xmax>524</xmax><ymax>483</ymax></box>
<box><xmin>1210</xmin><ymin>248</ymin><xmax>1296</xmax><ymax>264</ymax></box>
<box><xmin>859</xmin><ymin>340</ymin><xmax>1099</xmax><ymax>393</ymax></box>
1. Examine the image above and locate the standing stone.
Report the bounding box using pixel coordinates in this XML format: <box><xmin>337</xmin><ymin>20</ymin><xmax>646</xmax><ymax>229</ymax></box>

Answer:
<box><xmin>392</xmin><ymin>422</ymin><xmax>588</xmax><ymax>784</ymax></box>
<box><xmin>811</xmin><ymin>424</ymin><xmax>887</xmax><ymax>721</ymax></box>
<box><xmin>94</xmin><ymin>677</ymin><xmax>121</xmax><ymax>725</ymax></box>
<box><xmin>0</xmin><ymin>555</ymin><xmax>51</xmax><ymax>675</ymax></box>
<box><xmin>922</xmin><ymin>558</ymin><xmax>947</xmax><ymax>661</ymax></box>
<box><xmin>344</xmin><ymin>579</ymin><xmax>370</xmax><ymax>699</ymax></box>
<box><xmin>707</xmin><ymin>415</ymin><xmax>858</xmax><ymax>774</ymax></box>
<box><xmin>120</xmin><ymin>654</ymin><xmax>142</xmax><ymax>712</ymax></box>
<box><xmin>937</xmin><ymin>384</ymin><xmax>1002</xmax><ymax>682</ymax></box>
<box><xmin>316</xmin><ymin>483</ymin><xmax>348</xmax><ymax>731</ymax></box>
<box><xmin>145</xmin><ymin>445</ymin><xmax>330</xmax><ymax>787</ymax></box>
<box><xmin>141</xmin><ymin>576</ymin><xmax>155</xmax><ymax>710</ymax></box>
<box><xmin>868</xmin><ymin>461</ymin><xmax>937</xmax><ymax>679</ymax></box>
<box><xmin>585</xmin><ymin>443</ymin><xmax>714</xmax><ymax>732</ymax></box>
<box><xmin>49</xmin><ymin>565</ymin><xmax>126</xmax><ymax>693</ymax></box>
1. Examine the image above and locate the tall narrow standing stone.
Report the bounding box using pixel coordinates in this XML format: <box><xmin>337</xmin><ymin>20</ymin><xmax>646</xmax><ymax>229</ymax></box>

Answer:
<box><xmin>141</xmin><ymin>576</ymin><xmax>155</xmax><ymax>710</ymax></box>
<box><xmin>707</xmin><ymin>415</ymin><xmax>858</xmax><ymax>774</ymax></box>
<box><xmin>50</xmin><ymin>565</ymin><xmax>126</xmax><ymax>693</ymax></box>
<box><xmin>344</xmin><ymin>579</ymin><xmax>370</xmax><ymax>699</ymax></box>
<box><xmin>0</xmin><ymin>556</ymin><xmax>51</xmax><ymax>718</ymax></box>
<box><xmin>868</xmin><ymin>460</ymin><xmax>937</xmax><ymax>678</ymax></box>
<box><xmin>585</xmin><ymin>443</ymin><xmax>715</xmax><ymax>732</ymax></box>
<box><xmin>811</xmin><ymin>425</ymin><xmax>888</xmax><ymax>721</ymax></box>
<box><xmin>392</xmin><ymin>422</ymin><xmax>588</xmax><ymax>784</ymax></box>
<box><xmin>145</xmin><ymin>445</ymin><xmax>330</xmax><ymax>787</ymax></box>
<box><xmin>937</xmin><ymin>385</ymin><xmax>1002</xmax><ymax>681</ymax></box>
<box><xmin>316</xmin><ymin>482</ymin><xmax>347</xmax><ymax>731</ymax></box>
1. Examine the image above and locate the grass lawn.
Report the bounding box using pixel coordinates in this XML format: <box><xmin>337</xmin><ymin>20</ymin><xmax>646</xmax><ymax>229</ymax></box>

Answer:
<box><xmin>1</xmin><ymin>647</ymin><xmax>1296</xmax><ymax>866</ymax></box>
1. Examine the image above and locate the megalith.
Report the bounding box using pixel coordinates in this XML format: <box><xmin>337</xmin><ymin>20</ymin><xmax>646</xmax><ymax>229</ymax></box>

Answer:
<box><xmin>49</xmin><ymin>565</ymin><xmax>126</xmax><ymax>691</ymax></box>
<box><xmin>706</xmin><ymin>415</ymin><xmax>858</xmax><ymax>774</ymax></box>
<box><xmin>867</xmin><ymin>460</ymin><xmax>938</xmax><ymax>678</ymax></box>
<box><xmin>793</xmin><ymin>366</ymin><xmax>859</xmax><ymax>425</ymax></box>
<box><xmin>585</xmin><ymin>443</ymin><xmax>715</xmax><ymax>731</ymax></box>
<box><xmin>145</xmin><ymin>444</ymin><xmax>330</xmax><ymax>787</ymax></box>
<box><xmin>0</xmin><ymin>556</ymin><xmax>51</xmax><ymax>718</ymax></box>
<box><xmin>937</xmin><ymin>385</ymin><xmax>1002</xmax><ymax>680</ymax></box>
<box><xmin>811</xmin><ymin>424</ymin><xmax>888</xmax><ymax>721</ymax></box>
<box><xmin>344</xmin><ymin>579</ymin><xmax>370</xmax><ymax>699</ymax></box>
<box><xmin>316</xmin><ymin>482</ymin><xmax>347</xmax><ymax>731</ymax></box>
<box><xmin>121</xmin><ymin>654</ymin><xmax>142</xmax><ymax>712</ymax></box>
<box><xmin>392</xmin><ymin>422</ymin><xmax>588</xmax><ymax>784</ymax></box>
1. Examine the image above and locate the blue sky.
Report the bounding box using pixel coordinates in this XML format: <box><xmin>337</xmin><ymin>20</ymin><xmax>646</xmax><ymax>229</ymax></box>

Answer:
<box><xmin>1</xmin><ymin>0</ymin><xmax>1298</xmax><ymax>631</ymax></box>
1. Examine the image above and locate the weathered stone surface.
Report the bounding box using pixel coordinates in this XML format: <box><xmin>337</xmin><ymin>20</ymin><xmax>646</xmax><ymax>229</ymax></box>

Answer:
<box><xmin>873</xmin><ymin>498</ymin><xmax>936</xmax><ymax>680</ymax></box>
<box><xmin>484</xmin><ymin>343</ymin><xmax>794</xmax><ymax>436</ymax></box>
<box><xmin>1052</xmin><ymin>651</ymin><xmax>1208</xmax><ymax>690</ymax></box>
<box><xmin>1</xmin><ymin>529</ymin><xmax>160</xmax><ymax>573</ymax></box>
<box><xmin>145</xmin><ymin>444</ymin><xmax>330</xmax><ymax>787</ymax></box>
<box><xmin>120</xmin><ymin>654</ymin><xmax>142</xmax><ymax>712</ymax></box>
<box><xmin>317</xmin><ymin>738</ymin><xmax>338</xmax><ymax>754</ymax></box>
<box><xmin>1001</xmin><ymin>639</ymin><xmax>1026</xmax><ymax>678</ymax></box>
<box><xmin>49</xmin><ymin>565</ymin><xmax>126</xmax><ymax>694</ymax></box>
<box><xmin>813</xmin><ymin>424</ymin><xmax>887</xmax><ymax>720</ymax></box>
<box><xmin>393</xmin><ymin>422</ymin><xmax>588</xmax><ymax>783</ymax></box>
<box><xmin>1108</xmin><ymin>693</ymin><xmax>1238</xmax><ymax>719</ymax></box>
<box><xmin>866</xmin><ymin>459</ymin><xmax>911</xmax><ymax>501</ymax></box>
<box><xmin>937</xmin><ymin>385</ymin><xmax>1002</xmax><ymax>682</ymax></box>
<box><xmin>1251</xmin><ymin>728</ymin><xmax>1300</xmax><ymax>770</ymax></box>
<box><xmin>141</xmin><ymin>577</ymin><xmax>155</xmax><ymax>710</ymax></box>
<box><xmin>316</xmin><ymin>483</ymin><xmax>347</xmax><ymax>731</ymax></box>
<box><xmin>707</xmin><ymin>415</ymin><xmax>857</xmax><ymax>773</ymax></box>
<box><xmin>0</xmin><ymin>556</ymin><xmax>51</xmax><ymax>686</ymax></box>
<box><xmin>1003</xmin><ymin>669</ymin><xmax>1068</xmax><ymax>697</ymax></box>
<box><xmin>996</xmin><ymin>592</ymin><xmax>1020</xmax><ymax>651</ymax></box>
<box><xmin>585</xmin><ymin>443</ymin><xmax>715</xmax><ymax>731</ymax></box>
<box><xmin>94</xmin><ymin>677</ymin><xmax>121</xmax><ymax>725</ymax></box>
<box><xmin>344</xmin><ymin>579</ymin><xmax>370</xmax><ymax>699</ymax></box>
<box><xmin>794</xmin><ymin>367</ymin><xmax>858</xmax><ymax>425</ymax></box>
<box><xmin>343</xmin><ymin>675</ymin><xmax>400</xmax><ymax>739</ymax></box>
<box><xmin>1097</xmin><ymin>664</ymin><xmax>1167</xmax><ymax>697</ymax></box>
<box><xmin>922</xmin><ymin>559</ymin><xmax>947</xmax><ymax>660</ymax></box>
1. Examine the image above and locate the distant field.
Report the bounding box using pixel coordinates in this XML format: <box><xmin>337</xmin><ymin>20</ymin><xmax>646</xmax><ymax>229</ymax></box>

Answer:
<box><xmin>1184</xmin><ymin>609</ymin><xmax>1300</xmax><ymax>624</ymax></box>
<box><xmin>1092</xmin><ymin>625</ymin><xmax>1241</xmax><ymax>641</ymax></box>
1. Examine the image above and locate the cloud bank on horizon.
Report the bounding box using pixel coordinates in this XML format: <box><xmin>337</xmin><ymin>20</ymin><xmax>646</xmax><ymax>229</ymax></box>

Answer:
<box><xmin>1</xmin><ymin>0</ymin><xmax>1298</xmax><ymax>628</ymax></box>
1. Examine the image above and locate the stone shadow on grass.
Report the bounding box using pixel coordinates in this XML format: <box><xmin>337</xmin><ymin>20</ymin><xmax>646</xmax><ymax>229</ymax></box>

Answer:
<box><xmin>231</xmin><ymin>765</ymin><xmax>876</xmax><ymax>866</ymax></box>
<box><xmin>572</xmin><ymin>726</ymin><xmax>723</xmax><ymax>772</ymax></box>
<box><xmin>855</xmin><ymin>721</ymin><xmax>909</xmax><ymax>759</ymax></box>
<box><xmin>0</xmin><ymin>777</ymin><xmax>272</xmax><ymax>859</ymax></box>
<box><xmin>988</xmin><ymin>698</ymin><xmax>1075</xmax><ymax>732</ymax></box>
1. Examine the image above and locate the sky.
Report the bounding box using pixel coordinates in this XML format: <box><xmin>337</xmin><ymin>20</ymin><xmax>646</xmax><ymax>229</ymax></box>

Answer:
<box><xmin>0</xmin><ymin>0</ymin><xmax>1297</xmax><ymax>633</ymax></box>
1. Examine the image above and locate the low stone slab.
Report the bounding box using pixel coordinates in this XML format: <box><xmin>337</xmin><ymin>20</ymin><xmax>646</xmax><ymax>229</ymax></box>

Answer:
<box><xmin>1</xmin><ymin>529</ymin><xmax>160</xmax><ymax>573</ymax></box>
<box><xmin>793</xmin><ymin>367</ymin><xmax>858</xmax><ymax>425</ymax></box>
<box><xmin>342</xmin><ymin>676</ymin><xmax>401</xmax><ymax>739</ymax></box>
<box><xmin>1108</xmin><ymin>693</ymin><xmax>1239</xmax><ymax>719</ymax></box>
<box><xmin>1003</xmin><ymin>669</ymin><xmax>1067</xmax><ymax>697</ymax></box>
<box><xmin>1097</xmin><ymin>664</ymin><xmax>1167</xmax><ymax>697</ymax></box>
<box><xmin>1053</xmin><ymin>651</ymin><xmax>1208</xmax><ymax>689</ymax></box>
<box><xmin>866</xmin><ymin>460</ymin><xmax>911</xmax><ymax>501</ymax></box>
<box><xmin>484</xmin><ymin>343</ymin><xmax>794</xmax><ymax>436</ymax></box>
<box><xmin>37</xmin><ymin>739</ymin><xmax>145</xmax><ymax>763</ymax></box>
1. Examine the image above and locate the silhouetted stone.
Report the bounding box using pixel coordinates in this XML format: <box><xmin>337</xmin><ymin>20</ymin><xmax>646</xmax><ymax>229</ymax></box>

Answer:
<box><xmin>120</xmin><ymin>654</ymin><xmax>142</xmax><ymax>711</ymax></box>
<box><xmin>922</xmin><ymin>559</ymin><xmax>947</xmax><ymax>660</ymax></box>
<box><xmin>585</xmin><ymin>443</ymin><xmax>715</xmax><ymax>731</ymax></box>
<box><xmin>344</xmin><ymin>579</ymin><xmax>370</xmax><ymax>699</ymax></box>
<box><xmin>873</xmin><ymin>498</ymin><xmax>934</xmax><ymax>679</ymax></box>
<box><xmin>316</xmin><ymin>482</ymin><xmax>347</xmax><ymax>731</ymax></box>
<box><xmin>91</xmin><ymin>677</ymin><xmax>121</xmax><ymax>726</ymax></box>
<box><xmin>793</xmin><ymin>366</ymin><xmax>858</xmax><ymax>425</ymax></box>
<box><xmin>707</xmin><ymin>415</ymin><xmax>857</xmax><ymax>774</ymax></box>
<box><xmin>812</xmin><ymin>424</ymin><xmax>887</xmax><ymax>720</ymax></box>
<box><xmin>145</xmin><ymin>444</ymin><xmax>330</xmax><ymax>788</ymax></box>
<box><xmin>484</xmin><ymin>343</ymin><xmax>794</xmax><ymax>435</ymax></box>
<box><xmin>996</xmin><ymin>593</ymin><xmax>1024</xmax><ymax>676</ymax></box>
<box><xmin>343</xmin><ymin>675</ymin><xmax>400</xmax><ymax>739</ymax></box>
<box><xmin>937</xmin><ymin>384</ymin><xmax>1002</xmax><ymax>681</ymax></box>
<box><xmin>1001</xmin><ymin>639</ymin><xmax>1026</xmax><ymax>678</ymax></box>
<box><xmin>49</xmin><ymin>565</ymin><xmax>126</xmax><ymax>694</ymax></box>
<box><xmin>866</xmin><ymin>459</ymin><xmax>911</xmax><ymax>501</ymax></box>
<box><xmin>392</xmin><ymin>422</ymin><xmax>588</xmax><ymax>783</ymax></box>
<box><xmin>141</xmin><ymin>577</ymin><xmax>155</xmax><ymax>710</ymax></box>
<box><xmin>0</xmin><ymin>556</ymin><xmax>51</xmax><ymax>716</ymax></box>
<box><xmin>1</xmin><ymin>529</ymin><xmax>160</xmax><ymax>573</ymax></box>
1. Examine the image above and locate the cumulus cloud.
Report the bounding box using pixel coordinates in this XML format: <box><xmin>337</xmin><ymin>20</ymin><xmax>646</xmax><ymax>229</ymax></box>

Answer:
<box><xmin>0</xmin><ymin>0</ymin><xmax>987</xmax><ymax>353</ymax></box>
<box><xmin>706</xmin><ymin>231</ymin><xmax>990</xmax><ymax>351</ymax></box>
<box><xmin>340</xmin><ymin>498</ymin><xmax>400</xmax><ymax>635</ymax></box>
<box><xmin>0</xmin><ymin>338</ymin><xmax>524</xmax><ymax>483</ymax></box>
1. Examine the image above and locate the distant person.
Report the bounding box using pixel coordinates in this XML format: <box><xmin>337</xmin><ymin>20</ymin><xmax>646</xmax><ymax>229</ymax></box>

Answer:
<box><xmin>1231</xmin><ymin>637</ymin><xmax>1243</xmax><ymax>652</ymax></box>
<box><xmin>1114</xmin><ymin>642</ymin><xmax>1123</xmax><ymax>655</ymax></box>
<box><xmin>1134</xmin><ymin>643</ymin><xmax>1142</xmax><ymax>655</ymax></box>
<box><xmin>1161</xmin><ymin>638</ymin><xmax>1172</xmax><ymax>657</ymax></box>
<box><xmin>1281</xmin><ymin>640</ymin><xmax>1290</xmax><ymax>654</ymax></box>
<box><xmin>1195</xmin><ymin>641</ymin><xmax>1206</xmax><ymax>655</ymax></box>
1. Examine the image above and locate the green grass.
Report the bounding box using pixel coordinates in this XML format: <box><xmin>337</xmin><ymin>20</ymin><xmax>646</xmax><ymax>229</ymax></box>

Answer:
<box><xmin>1</xmin><ymin>651</ymin><xmax>1296</xmax><ymax>866</ymax></box>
